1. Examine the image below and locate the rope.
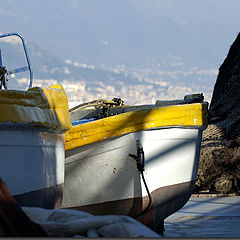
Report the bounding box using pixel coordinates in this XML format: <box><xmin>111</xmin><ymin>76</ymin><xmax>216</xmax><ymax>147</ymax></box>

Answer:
<box><xmin>129</xmin><ymin>140</ymin><xmax>152</xmax><ymax>219</ymax></box>
<box><xmin>69</xmin><ymin>98</ymin><xmax>124</xmax><ymax>113</ymax></box>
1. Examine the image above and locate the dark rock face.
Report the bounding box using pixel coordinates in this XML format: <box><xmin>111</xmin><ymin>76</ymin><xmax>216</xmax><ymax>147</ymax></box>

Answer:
<box><xmin>195</xmin><ymin>33</ymin><xmax>240</xmax><ymax>195</ymax></box>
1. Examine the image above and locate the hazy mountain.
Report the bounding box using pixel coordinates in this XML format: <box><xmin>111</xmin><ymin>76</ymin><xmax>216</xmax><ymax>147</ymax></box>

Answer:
<box><xmin>0</xmin><ymin>0</ymin><xmax>239</xmax><ymax>69</ymax></box>
<box><xmin>0</xmin><ymin>0</ymin><xmax>239</xmax><ymax>105</ymax></box>
<box><xmin>1</xmin><ymin>37</ymin><xmax>217</xmax><ymax>107</ymax></box>
<box><xmin>0</xmin><ymin>39</ymin><xmax>139</xmax><ymax>91</ymax></box>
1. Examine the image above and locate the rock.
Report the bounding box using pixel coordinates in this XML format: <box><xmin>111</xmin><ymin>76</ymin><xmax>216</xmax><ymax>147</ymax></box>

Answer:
<box><xmin>195</xmin><ymin>32</ymin><xmax>240</xmax><ymax>195</ymax></box>
<box><xmin>214</xmin><ymin>174</ymin><xmax>233</xmax><ymax>194</ymax></box>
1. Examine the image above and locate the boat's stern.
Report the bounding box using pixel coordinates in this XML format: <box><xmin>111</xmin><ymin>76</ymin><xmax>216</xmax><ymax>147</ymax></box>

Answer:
<box><xmin>0</xmin><ymin>85</ymin><xmax>72</xmax><ymax>209</ymax></box>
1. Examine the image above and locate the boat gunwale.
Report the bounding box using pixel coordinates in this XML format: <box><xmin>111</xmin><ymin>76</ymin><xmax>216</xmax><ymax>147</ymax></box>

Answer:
<box><xmin>65</xmin><ymin>102</ymin><xmax>208</xmax><ymax>150</ymax></box>
<box><xmin>0</xmin><ymin>86</ymin><xmax>72</xmax><ymax>132</ymax></box>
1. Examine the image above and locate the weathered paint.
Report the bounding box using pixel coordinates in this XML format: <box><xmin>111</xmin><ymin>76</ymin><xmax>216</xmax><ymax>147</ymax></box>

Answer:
<box><xmin>65</xmin><ymin>102</ymin><xmax>208</xmax><ymax>150</ymax></box>
<box><xmin>63</xmin><ymin>126</ymin><xmax>202</xmax><ymax>231</ymax></box>
<box><xmin>13</xmin><ymin>183</ymin><xmax>64</xmax><ymax>209</ymax></box>
<box><xmin>63</xmin><ymin>127</ymin><xmax>201</xmax><ymax>207</ymax></box>
<box><xmin>0</xmin><ymin>85</ymin><xmax>70</xmax><ymax>209</ymax></box>
<box><xmin>0</xmin><ymin>85</ymin><xmax>72</xmax><ymax>132</ymax></box>
<box><xmin>64</xmin><ymin>180</ymin><xmax>195</xmax><ymax>233</ymax></box>
<box><xmin>0</xmin><ymin>129</ymin><xmax>65</xmax><ymax>196</ymax></box>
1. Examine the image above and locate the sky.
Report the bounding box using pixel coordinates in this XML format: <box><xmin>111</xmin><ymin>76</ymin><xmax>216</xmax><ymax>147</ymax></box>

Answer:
<box><xmin>0</xmin><ymin>0</ymin><xmax>239</xmax><ymax>70</ymax></box>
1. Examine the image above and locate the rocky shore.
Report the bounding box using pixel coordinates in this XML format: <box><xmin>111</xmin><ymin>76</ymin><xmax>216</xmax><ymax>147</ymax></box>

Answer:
<box><xmin>194</xmin><ymin>32</ymin><xmax>240</xmax><ymax>195</ymax></box>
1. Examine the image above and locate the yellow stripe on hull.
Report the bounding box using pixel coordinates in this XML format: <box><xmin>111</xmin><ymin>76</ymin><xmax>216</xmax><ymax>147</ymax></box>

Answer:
<box><xmin>65</xmin><ymin>102</ymin><xmax>208</xmax><ymax>150</ymax></box>
<box><xmin>0</xmin><ymin>85</ymin><xmax>72</xmax><ymax>132</ymax></box>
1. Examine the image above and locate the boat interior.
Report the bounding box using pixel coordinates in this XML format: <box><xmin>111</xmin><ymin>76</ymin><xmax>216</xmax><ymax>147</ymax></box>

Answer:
<box><xmin>70</xmin><ymin>93</ymin><xmax>205</xmax><ymax>123</ymax></box>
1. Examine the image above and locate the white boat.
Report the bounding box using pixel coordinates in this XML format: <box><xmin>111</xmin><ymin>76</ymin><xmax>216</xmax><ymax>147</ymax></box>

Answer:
<box><xmin>62</xmin><ymin>94</ymin><xmax>208</xmax><ymax>232</ymax></box>
<box><xmin>0</xmin><ymin>33</ymin><xmax>71</xmax><ymax>209</ymax></box>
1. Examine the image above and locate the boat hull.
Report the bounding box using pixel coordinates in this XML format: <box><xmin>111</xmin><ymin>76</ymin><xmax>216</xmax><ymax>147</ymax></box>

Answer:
<box><xmin>0</xmin><ymin>126</ymin><xmax>65</xmax><ymax>209</ymax></box>
<box><xmin>62</xmin><ymin>127</ymin><xmax>202</xmax><ymax>230</ymax></box>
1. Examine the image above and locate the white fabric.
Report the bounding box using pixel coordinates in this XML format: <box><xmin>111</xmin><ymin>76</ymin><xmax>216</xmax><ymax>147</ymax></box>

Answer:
<box><xmin>22</xmin><ymin>207</ymin><xmax>160</xmax><ymax>238</ymax></box>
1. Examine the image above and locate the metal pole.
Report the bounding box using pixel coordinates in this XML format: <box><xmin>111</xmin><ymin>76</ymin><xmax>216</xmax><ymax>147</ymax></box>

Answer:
<box><xmin>0</xmin><ymin>33</ymin><xmax>33</xmax><ymax>88</ymax></box>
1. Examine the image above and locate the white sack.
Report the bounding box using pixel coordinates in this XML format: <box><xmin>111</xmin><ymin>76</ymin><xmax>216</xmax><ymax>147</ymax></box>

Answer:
<box><xmin>22</xmin><ymin>207</ymin><xmax>160</xmax><ymax>238</ymax></box>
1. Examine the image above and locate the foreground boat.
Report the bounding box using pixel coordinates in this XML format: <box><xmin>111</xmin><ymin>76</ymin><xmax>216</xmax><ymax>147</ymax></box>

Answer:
<box><xmin>0</xmin><ymin>33</ymin><xmax>71</xmax><ymax>209</ymax></box>
<box><xmin>62</xmin><ymin>94</ymin><xmax>208</xmax><ymax>232</ymax></box>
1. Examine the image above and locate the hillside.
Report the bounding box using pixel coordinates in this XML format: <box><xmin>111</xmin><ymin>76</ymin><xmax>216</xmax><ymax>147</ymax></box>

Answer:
<box><xmin>1</xmin><ymin>0</ymin><xmax>237</xmax><ymax>106</ymax></box>
<box><xmin>0</xmin><ymin>36</ymin><xmax>216</xmax><ymax>107</ymax></box>
<box><xmin>0</xmin><ymin>38</ymin><xmax>142</xmax><ymax>106</ymax></box>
